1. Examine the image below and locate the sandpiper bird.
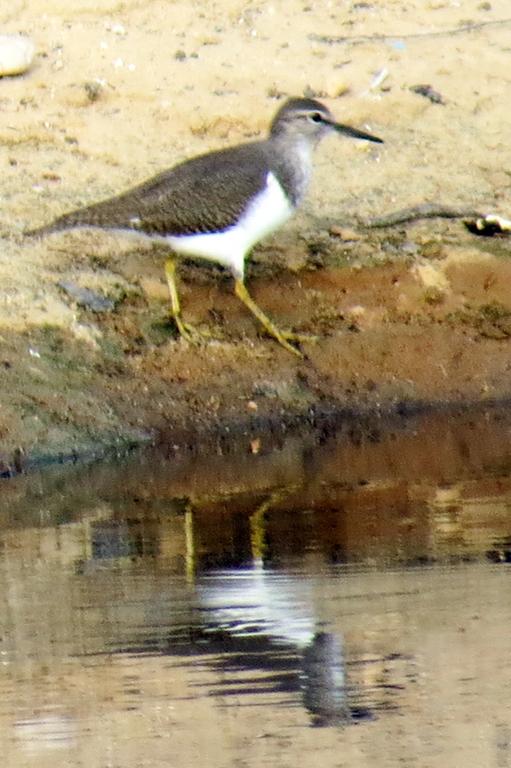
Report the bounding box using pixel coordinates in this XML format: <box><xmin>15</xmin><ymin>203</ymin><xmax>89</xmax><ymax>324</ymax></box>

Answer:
<box><xmin>28</xmin><ymin>97</ymin><xmax>383</xmax><ymax>356</ymax></box>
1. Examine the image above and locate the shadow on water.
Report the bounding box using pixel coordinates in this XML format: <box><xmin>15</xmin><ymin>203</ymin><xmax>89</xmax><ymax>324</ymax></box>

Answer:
<box><xmin>3</xmin><ymin>405</ymin><xmax>511</xmax><ymax>762</ymax></box>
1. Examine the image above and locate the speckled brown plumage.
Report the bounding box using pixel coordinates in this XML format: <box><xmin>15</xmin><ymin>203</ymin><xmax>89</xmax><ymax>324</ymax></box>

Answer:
<box><xmin>27</xmin><ymin>97</ymin><xmax>382</xmax><ymax>240</ymax></box>
<box><xmin>28</xmin><ymin>141</ymin><xmax>294</xmax><ymax>238</ymax></box>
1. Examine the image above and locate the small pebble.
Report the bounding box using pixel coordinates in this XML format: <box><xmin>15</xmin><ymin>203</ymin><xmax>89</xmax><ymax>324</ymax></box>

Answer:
<box><xmin>0</xmin><ymin>35</ymin><xmax>35</xmax><ymax>77</ymax></box>
<box><xmin>303</xmin><ymin>84</ymin><xmax>328</xmax><ymax>99</ymax></box>
<box><xmin>329</xmin><ymin>225</ymin><xmax>362</xmax><ymax>241</ymax></box>
<box><xmin>110</xmin><ymin>23</ymin><xmax>127</xmax><ymax>36</ymax></box>
<box><xmin>410</xmin><ymin>84</ymin><xmax>445</xmax><ymax>105</ymax></box>
<box><xmin>346</xmin><ymin>305</ymin><xmax>366</xmax><ymax>321</ymax></box>
<box><xmin>370</xmin><ymin>67</ymin><xmax>389</xmax><ymax>91</ymax></box>
<box><xmin>84</xmin><ymin>80</ymin><xmax>103</xmax><ymax>102</ymax></box>
<box><xmin>57</xmin><ymin>281</ymin><xmax>115</xmax><ymax>312</ymax></box>
<box><xmin>252</xmin><ymin>381</ymin><xmax>279</xmax><ymax>398</ymax></box>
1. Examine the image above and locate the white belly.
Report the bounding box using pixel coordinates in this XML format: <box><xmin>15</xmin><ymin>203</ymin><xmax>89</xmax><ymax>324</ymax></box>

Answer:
<box><xmin>166</xmin><ymin>171</ymin><xmax>295</xmax><ymax>280</ymax></box>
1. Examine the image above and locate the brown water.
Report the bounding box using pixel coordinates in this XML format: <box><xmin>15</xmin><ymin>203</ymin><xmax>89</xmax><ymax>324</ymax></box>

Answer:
<box><xmin>2</xmin><ymin>407</ymin><xmax>511</xmax><ymax>767</ymax></box>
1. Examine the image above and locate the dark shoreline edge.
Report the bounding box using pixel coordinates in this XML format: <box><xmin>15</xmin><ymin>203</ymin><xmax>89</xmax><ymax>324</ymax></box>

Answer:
<box><xmin>2</xmin><ymin>393</ymin><xmax>510</xmax><ymax>481</ymax></box>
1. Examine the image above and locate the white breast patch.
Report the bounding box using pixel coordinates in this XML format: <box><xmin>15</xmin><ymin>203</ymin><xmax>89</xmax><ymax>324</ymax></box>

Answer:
<box><xmin>165</xmin><ymin>171</ymin><xmax>295</xmax><ymax>280</ymax></box>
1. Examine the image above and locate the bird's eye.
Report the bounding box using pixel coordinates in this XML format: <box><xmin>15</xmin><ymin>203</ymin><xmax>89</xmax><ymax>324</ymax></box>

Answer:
<box><xmin>310</xmin><ymin>112</ymin><xmax>322</xmax><ymax>123</ymax></box>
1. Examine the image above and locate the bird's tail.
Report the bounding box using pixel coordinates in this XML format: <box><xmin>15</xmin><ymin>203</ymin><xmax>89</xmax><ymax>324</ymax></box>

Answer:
<box><xmin>24</xmin><ymin>210</ymin><xmax>87</xmax><ymax>238</ymax></box>
<box><xmin>24</xmin><ymin>222</ymin><xmax>58</xmax><ymax>237</ymax></box>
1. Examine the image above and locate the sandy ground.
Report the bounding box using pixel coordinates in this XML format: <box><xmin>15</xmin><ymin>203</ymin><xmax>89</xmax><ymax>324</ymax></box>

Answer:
<box><xmin>2</xmin><ymin>0</ymin><xmax>511</xmax><ymax>465</ymax></box>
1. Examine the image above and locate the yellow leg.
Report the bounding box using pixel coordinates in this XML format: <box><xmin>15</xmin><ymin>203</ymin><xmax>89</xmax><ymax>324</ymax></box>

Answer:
<box><xmin>164</xmin><ymin>257</ymin><xmax>204</xmax><ymax>343</ymax></box>
<box><xmin>235</xmin><ymin>279</ymin><xmax>313</xmax><ymax>357</ymax></box>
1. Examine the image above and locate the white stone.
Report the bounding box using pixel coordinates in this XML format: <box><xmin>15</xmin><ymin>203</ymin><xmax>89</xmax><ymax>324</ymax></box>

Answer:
<box><xmin>0</xmin><ymin>35</ymin><xmax>35</xmax><ymax>77</ymax></box>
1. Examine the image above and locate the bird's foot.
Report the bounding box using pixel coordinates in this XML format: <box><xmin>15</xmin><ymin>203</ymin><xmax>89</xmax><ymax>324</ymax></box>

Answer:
<box><xmin>279</xmin><ymin>330</ymin><xmax>319</xmax><ymax>345</ymax></box>
<box><xmin>172</xmin><ymin>315</ymin><xmax>209</xmax><ymax>345</ymax></box>
<box><xmin>233</xmin><ymin>280</ymin><xmax>316</xmax><ymax>358</ymax></box>
<box><xmin>264</xmin><ymin>329</ymin><xmax>304</xmax><ymax>358</ymax></box>
<box><xmin>263</xmin><ymin>328</ymin><xmax>319</xmax><ymax>356</ymax></box>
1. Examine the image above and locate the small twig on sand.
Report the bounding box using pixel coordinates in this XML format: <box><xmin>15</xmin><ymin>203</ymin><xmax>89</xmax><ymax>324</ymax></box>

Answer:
<box><xmin>361</xmin><ymin>203</ymin><xmax>485</xmax><ymax>229</ymax></box>
<box><xmin>309</xmin><ymin>18</ymin><xmax>511</xmax><ymax>46</ymax></box>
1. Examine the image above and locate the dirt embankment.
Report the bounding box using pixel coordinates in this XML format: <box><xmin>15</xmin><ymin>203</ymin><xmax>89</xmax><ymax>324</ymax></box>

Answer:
<box><xmin>2</xmin><ymin>0</ymin><xmax>511</xmax><ymax>470</ymax></box>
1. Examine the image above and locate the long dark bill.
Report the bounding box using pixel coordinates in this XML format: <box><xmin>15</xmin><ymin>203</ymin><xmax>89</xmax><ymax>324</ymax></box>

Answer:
<box><xmin>330</xmin><ymin>121</ymin><xmax>383</xmax><ymax>144</ymax></box>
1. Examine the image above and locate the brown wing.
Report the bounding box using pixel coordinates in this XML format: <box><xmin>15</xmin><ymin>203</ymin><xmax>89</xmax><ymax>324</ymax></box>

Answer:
<box><xmin>30</xmin><ymin>141</ymin><xmax>274</xmax><ymax>237</ymax></box>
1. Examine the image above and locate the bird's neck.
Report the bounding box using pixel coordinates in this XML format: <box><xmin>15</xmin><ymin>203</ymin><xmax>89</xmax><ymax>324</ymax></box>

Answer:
<box><xmin>268</xmin><ymin>134</ymin><xmax>315</xmax><ymax>207</ymax></box>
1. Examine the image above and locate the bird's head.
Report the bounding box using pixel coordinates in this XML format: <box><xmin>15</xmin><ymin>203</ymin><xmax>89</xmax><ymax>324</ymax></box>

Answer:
<box><xmin>269</xmin><ymin>97</ymin><xmax>383</xmax><ymax>147</ymax></box>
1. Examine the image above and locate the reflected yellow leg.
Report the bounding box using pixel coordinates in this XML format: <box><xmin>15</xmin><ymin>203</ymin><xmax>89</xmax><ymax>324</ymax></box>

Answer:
<box><xmin>250</xmin><ymin>487</ymin><xmax>297</xmax><ymax>561</ymax></box>
<box><xmin>184</xmin><ymin>503</ymin><xmax>196</xmax><ymax>583</ymax></box>
<box><xmin>164</xmin><ymin>257</ymin><xmax>204</xmax><ymax>343</ymax></box>
<box><xmin>235</xmin><ymin>279</ymin><xmax>316</xmax><ymax>357</ymax></box>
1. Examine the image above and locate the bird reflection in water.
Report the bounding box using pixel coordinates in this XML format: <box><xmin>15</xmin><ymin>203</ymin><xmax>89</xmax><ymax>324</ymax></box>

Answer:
<box><xmin>195</xmin><ymin>564</ymin><xmax>354</xmax><ymax>727</ymax></box>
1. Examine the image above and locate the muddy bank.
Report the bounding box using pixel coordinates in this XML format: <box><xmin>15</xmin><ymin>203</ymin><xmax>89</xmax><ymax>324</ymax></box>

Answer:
<box><xmin>3</xmin><ymin>219</ymin><xmax>511</xmax><ymax>473</ymax></box>
<box><xmin>2</xmin><ymin>1</ymin><xmax>511</xmax><ymax>467</ymax></box>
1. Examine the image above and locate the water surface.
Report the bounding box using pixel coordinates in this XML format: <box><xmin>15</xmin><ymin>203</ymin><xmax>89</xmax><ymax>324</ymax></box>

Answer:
<box><xmin>2</xmin><ymin>407</ymin><xmax>511</xmax><ymax>767</ymax></box>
